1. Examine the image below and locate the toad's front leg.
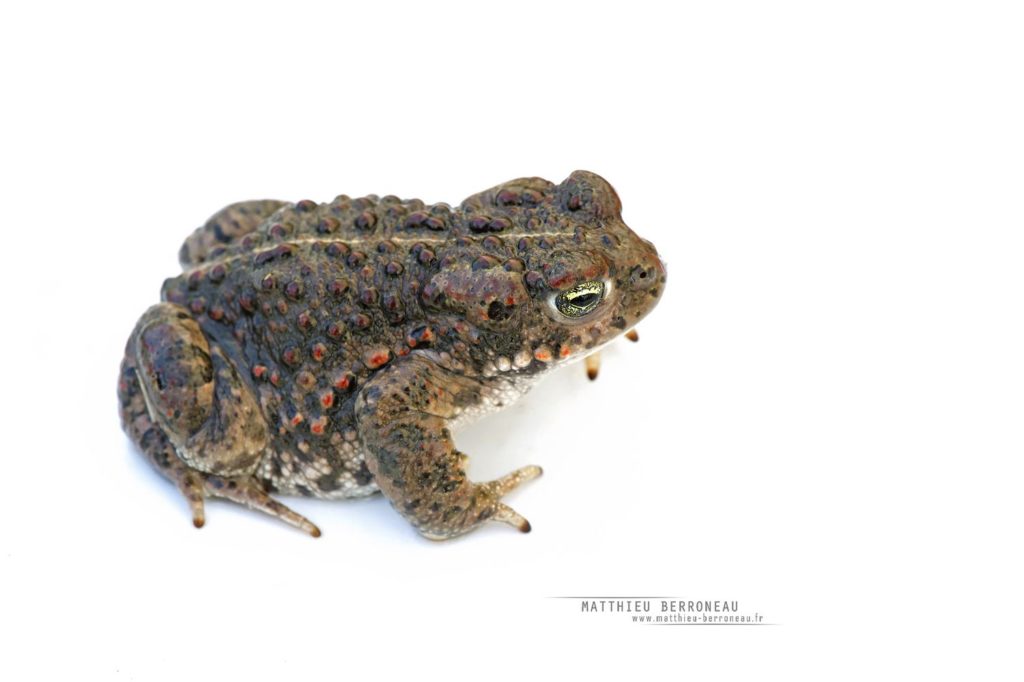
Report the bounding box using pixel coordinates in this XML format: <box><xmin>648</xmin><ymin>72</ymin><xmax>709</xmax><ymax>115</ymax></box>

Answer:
<box><xmin>355</xmin><ymin>354</ymin><xmax>542</xmax><ymax>540</ymax></box>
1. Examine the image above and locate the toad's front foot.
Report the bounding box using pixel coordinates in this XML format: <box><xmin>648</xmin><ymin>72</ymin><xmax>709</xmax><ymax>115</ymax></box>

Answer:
<box><xmin>480</xmin><ymin>464</ymin><xmax>544</xmax><ymax>534</ymax></box>
<box><xmin>418</xmin><ymin>464</ymin><xmax>544</xmax><ymax>540</ymax></box>
<box><xmin>356</xmin><ymin>355</ymin><xmax>543</xmax><ymax>540</ymax></box>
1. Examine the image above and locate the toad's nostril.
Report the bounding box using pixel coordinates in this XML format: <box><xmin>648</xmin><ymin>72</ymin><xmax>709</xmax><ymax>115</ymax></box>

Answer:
<box><xmin>629</xmin><ymin>264</ymin><xmax>658</xmax><ymax>289</ymax></box>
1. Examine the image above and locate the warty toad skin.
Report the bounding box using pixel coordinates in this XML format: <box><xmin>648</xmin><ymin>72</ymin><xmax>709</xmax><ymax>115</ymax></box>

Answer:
<box><xmin>117</xmin><ymin>171</ymin><xmax>666</xmax><ymax>539</ymax></box>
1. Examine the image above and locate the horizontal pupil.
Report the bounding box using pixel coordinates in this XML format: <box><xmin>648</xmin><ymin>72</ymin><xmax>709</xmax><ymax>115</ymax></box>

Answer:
<box><xmin>556</xmin><ymin>281</ymin><xmax>603</xmax><ymax>317</ymax></box>
<box><xmin>569</xmin><ymin>293</ymin><xmax>598</xmax><ymax>307</ymax></box>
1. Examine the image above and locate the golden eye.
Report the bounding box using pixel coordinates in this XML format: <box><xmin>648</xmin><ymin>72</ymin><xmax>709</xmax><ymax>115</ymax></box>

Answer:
<box><xmin>555</xmin><ymin>281</ymin><xmax>605</xmax><ymax>318</ymax></box>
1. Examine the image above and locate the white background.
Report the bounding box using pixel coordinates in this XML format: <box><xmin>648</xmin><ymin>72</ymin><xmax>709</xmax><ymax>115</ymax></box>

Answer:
<box><xmin>2</xmin><ymin>1</ymin><xmax>1021</xmax><ymax>679</ymax></box>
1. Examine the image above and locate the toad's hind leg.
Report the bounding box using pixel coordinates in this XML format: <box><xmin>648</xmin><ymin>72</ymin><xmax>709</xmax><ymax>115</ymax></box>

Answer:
<box><xmin>355</xmin><ymin>354</ymin><xmax>542</xmax><ymax>540</ymax></box>
<box><xmin>118</xmin><ymin>303</ymin><xmax>320</xmax><ymax>537</ymax></box>
<box><xmin>178</xmin><ymin>199</ymin><xmax>287</xmax><ymax>266</ymax></box>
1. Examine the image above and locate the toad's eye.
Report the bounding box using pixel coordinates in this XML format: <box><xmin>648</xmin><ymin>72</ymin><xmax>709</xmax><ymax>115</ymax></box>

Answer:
<box><xmin>555</xmin><ymin>281</ymin><xmax>605</xmax><ymax>318</ymax></box>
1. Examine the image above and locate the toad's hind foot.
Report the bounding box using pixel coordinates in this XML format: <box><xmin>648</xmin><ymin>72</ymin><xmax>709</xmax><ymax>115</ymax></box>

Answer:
<box><xmin>203</xmin><ymin>475</ymin><xmax>322</xmax><ymax>537</ymax></box>
<box><xmin>166</xmin><ymin>462</ymin><xmax>321</xmax><ymax>537</ymax></box>
<box><xmin>173</xmin><ymin>467</ymin><xmax>207</xmax><ymax>528</ymax></box>
<box><xmin>118</xmin><ymin>310</ymin><xmax>321</xmax><ymax>538</ymax></box>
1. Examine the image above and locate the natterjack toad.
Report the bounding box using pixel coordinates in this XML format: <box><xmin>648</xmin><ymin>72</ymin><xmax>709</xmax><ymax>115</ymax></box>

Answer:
<box><xmin>117</xmin><ymin>171</ymin><xmax>665</xmax><ymax>539</ymax></box>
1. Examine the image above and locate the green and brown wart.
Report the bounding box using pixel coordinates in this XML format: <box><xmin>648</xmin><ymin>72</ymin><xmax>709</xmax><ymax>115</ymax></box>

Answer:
<box><xmin>117</xmin><ymin>171</ymin><xmax>666</xmax><ymax>540</ymax></box>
